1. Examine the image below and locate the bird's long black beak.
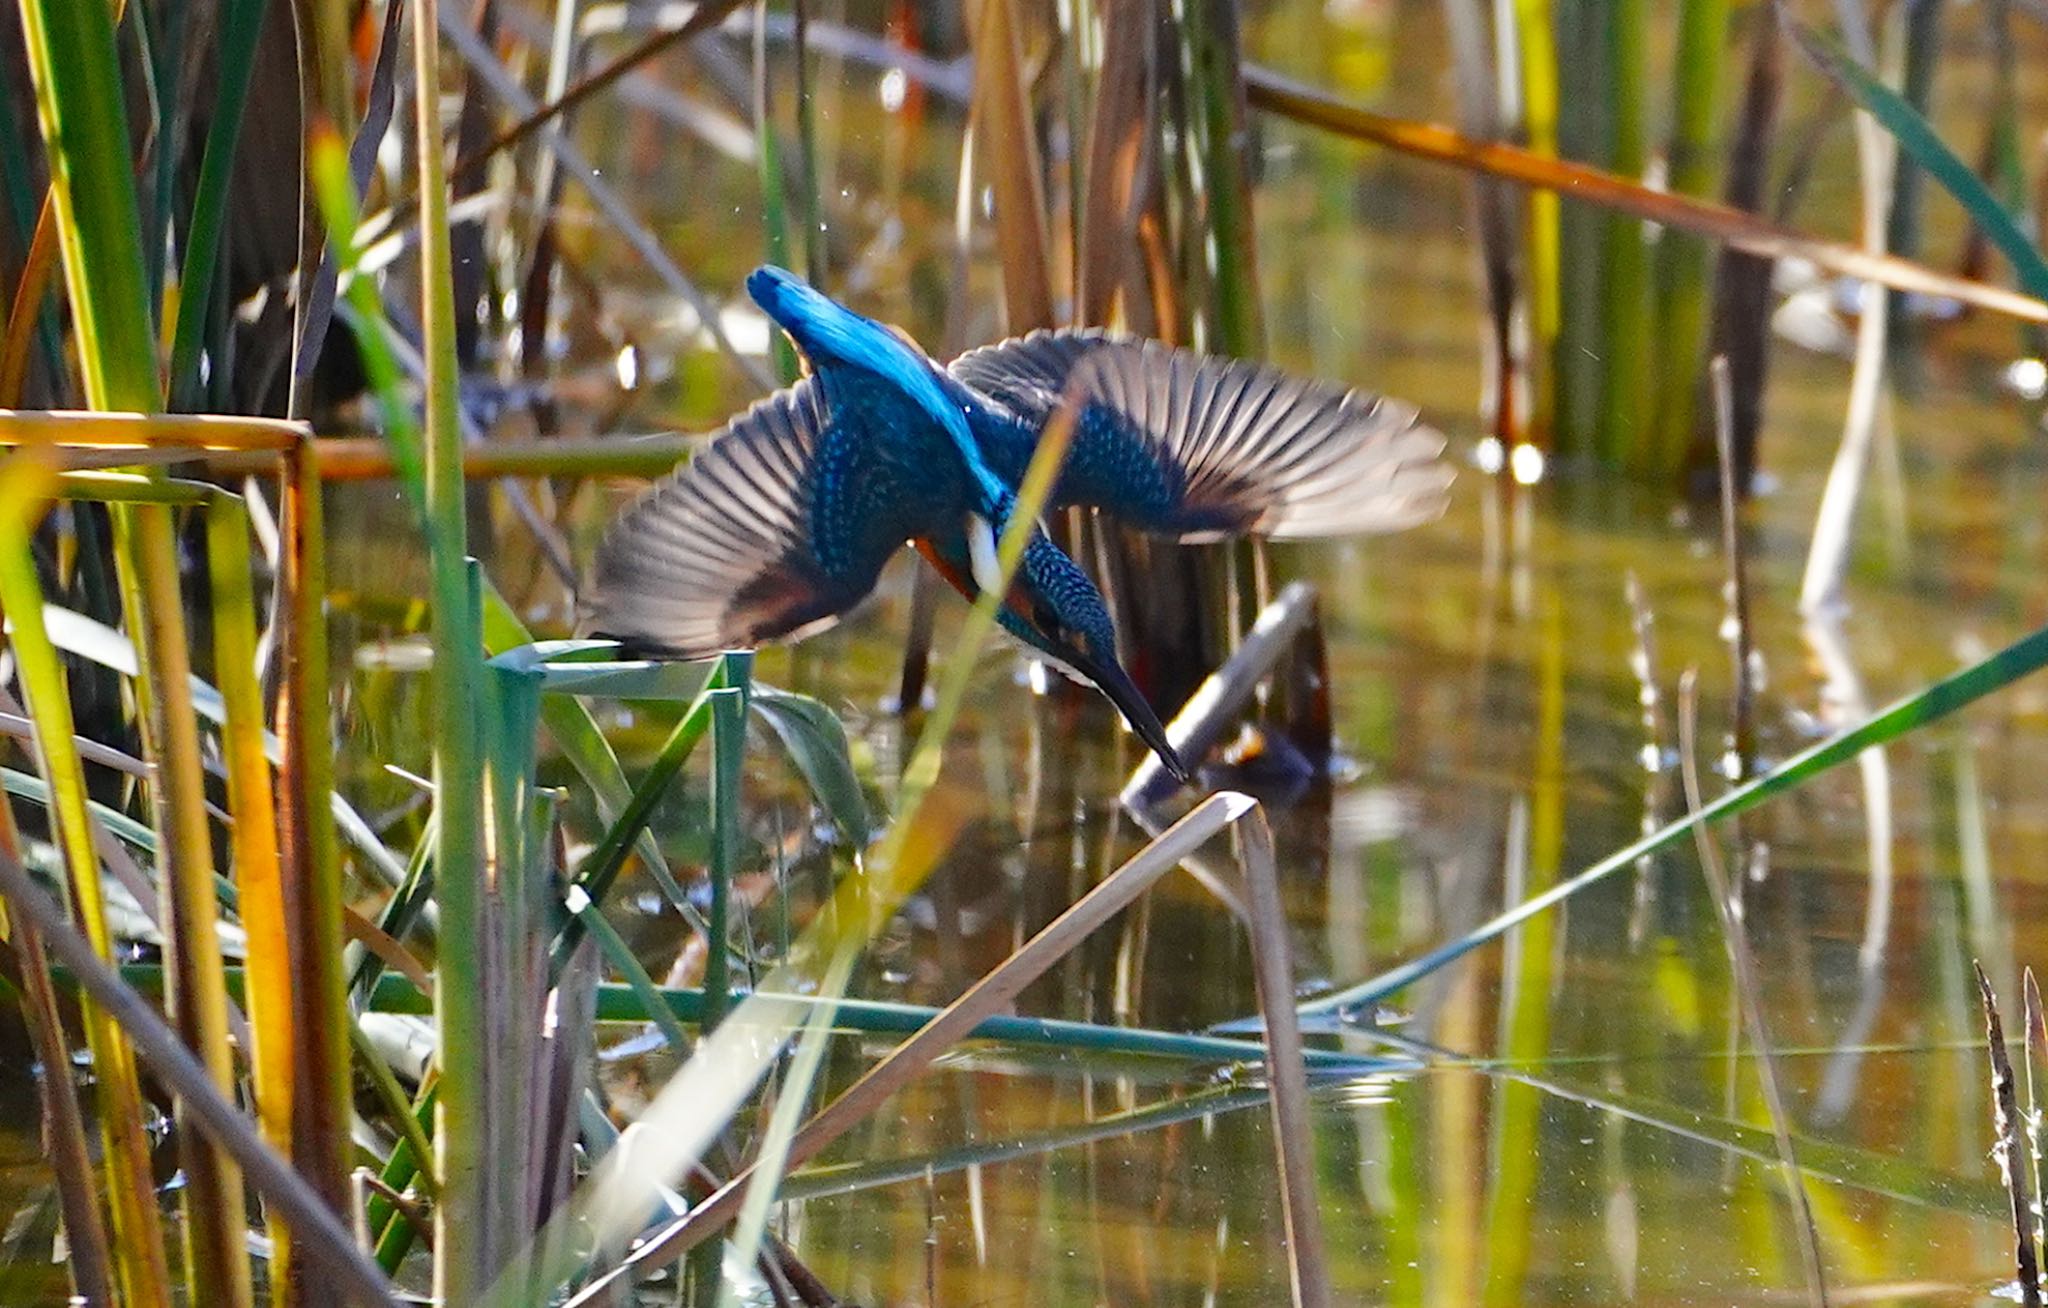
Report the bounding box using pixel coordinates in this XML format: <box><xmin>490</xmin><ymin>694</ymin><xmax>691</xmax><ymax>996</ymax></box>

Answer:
<box><xmin>1077</xmin><ymin>652</ymin><xmax>1192</xmax><ymax>786</ymax></box>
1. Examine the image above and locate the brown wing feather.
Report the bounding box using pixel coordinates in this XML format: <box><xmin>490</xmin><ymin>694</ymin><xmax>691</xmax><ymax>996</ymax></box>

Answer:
<box><xmin>582</xmin><ymin>380</ymin><xmax>877</xmax><ymax>658</ymax></box>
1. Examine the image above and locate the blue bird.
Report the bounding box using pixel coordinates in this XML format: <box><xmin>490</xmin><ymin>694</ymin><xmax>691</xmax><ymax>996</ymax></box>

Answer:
<box><xmin>585</xmin><ymin>266</ymin><xmax>1451</xmax><ymax>783</ymax></box>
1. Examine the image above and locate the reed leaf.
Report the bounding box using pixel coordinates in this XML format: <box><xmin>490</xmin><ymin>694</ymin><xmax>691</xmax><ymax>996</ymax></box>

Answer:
<box><xmin>1784</xmin><ymin>18</ymin><xmax>2048</xmax><ymax>301</ymax></box>
<box><xmin>1648</xmin><ymin>0</ymin><xmax>1732</xmax><ymax>476</ymax></box>
<box><xmin>168</xmin><ymin>0</ymin><xmax>270</xmax><ymax>410</ymax></box>
<box><xmin>705</xmin><ymin>683</ymin><xmax>750</xmax><ymax>1034</ymax></box>
<box><xmin>0</xmin><ymin>630</ymin><xmax>111</xmax><ymax>1308</ymax></box>
<box><xmin>14</xmin><ymin>0</ymin><xmax>158</xmax><ymax>408</ymax></box>
<box><xmin>1246</xmin><ymin>617</ymin><xmax>2048</xmax><ymax>1026</ymax></box>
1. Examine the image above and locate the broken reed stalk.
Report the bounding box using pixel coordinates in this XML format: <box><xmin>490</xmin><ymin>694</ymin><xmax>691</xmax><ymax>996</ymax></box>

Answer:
<box><xmin>1978</xmin><ymin>964</ymin><xmax>2043</xmax><ymax>1308</ymax></box>
<box><xmin>1676</xmin><ymin>674</ymin><xmax>1829</xmax><ymax>1308</ymax></box>
<box><xmin>2026</xmin><ymin>970</ymin><xmax>2048</xmax><ymax>1257</ymax></box>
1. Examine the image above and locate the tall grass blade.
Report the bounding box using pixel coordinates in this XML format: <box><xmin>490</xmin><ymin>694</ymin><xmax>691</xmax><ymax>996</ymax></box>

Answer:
<box><xmin>706</xmin><ymin>681</ymin><xmax>750</xmax><ymax>1033</ymax></box>
<box><xmin>1184</xmin><ymin>0</ymin><xmax>1264</xmax><ymax>355</ymax></box>
<box><xmin>0</xmin><ymin>463</ymin><xmax>172</xmax><ymax>1305</ymax></box>
<box><xmin>5</xmin><ymin>2</ymin><xmax>173</xmax><ymax>1281</ymax></box>
<box><xmin>354</xmin><ymin>971</ymin><xmax>1389</xmax><ymax>1071</ymax></box>
<box><xmin>1784</xmin><ymin>17</ymin><xmax>2048</xmax><ymax>301</ymax></box>
<box><xmin>1513</xmin><ymin>0</ymin><xmax>1562</xmax><ymax>437</ymax></box>
<box><xmin>749</xmin><ymin>687</ymin><xmax>869</xmax><ymax>840</ymax></box>
<box><xmin>15</xmin><ymin>0</ymin><xmax>159</xmax><ymax>407</ymax></box>
<box><xmin>1595</xmin><ymin>0</ymin><xmax>1649</xmax><ymax>467</ymax></box>
<box><xmin>1648</xmin><ymin>0</ymin><xmax>1732</xmax><ymax>477</ymax></box>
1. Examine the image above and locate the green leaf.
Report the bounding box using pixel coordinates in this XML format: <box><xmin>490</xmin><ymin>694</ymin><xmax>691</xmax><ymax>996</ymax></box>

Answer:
<box><xmin>750</xmin><ymin>687</ymin><xmax>870</xmax><ymax>841</ymax></box>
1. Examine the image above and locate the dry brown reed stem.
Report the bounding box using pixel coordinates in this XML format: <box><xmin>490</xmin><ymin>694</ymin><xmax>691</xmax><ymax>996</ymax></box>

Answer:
<box><xmin>2026</xmin><ymin>970</ymin><xmax>2048</xmax><ymax>1241</ymax></box>
<box><xmin>1121</xmin><ymin>579</ymin><xmax>1322</xmax><ymax>809</ymax></box>
<box><xmin>1979</xmin><ymin>964</ymin><xmax>2043</xmax><ymax>1308</ymax></box>
<box><xmin>1233</xmin><ymin>804</ymin><xmax>1331</xmax><ymax>1308</ymax></box>
<box><xmin>968</xmin><ymin>0</ymin><xmax>1055</xmax><ymax>331</ymax></box>
<box><xmin>0</xmin><ymin>409</ymin><xmax>307</xmax><ymax>449</ymax></box>
<box><xmin>1677</xmin><ymin>673</ymin><xmax>1829</xmax><ymax>1308</ymax></box>
<box><xmin>0</xmin><ymin>200</ymin><xmax>59</xmax><ymax>405</ymax></box>
<box><xmin>1239</xmin><ymin>64</ymin><xmax>2048</xmax><ymax>326</ymax></box>
<box><xmin>0</xmin><ymin>847</ymin><xmax>402</xmax><ymax>1308</ymax></box>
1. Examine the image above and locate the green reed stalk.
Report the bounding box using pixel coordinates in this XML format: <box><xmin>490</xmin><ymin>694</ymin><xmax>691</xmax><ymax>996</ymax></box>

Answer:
<box><xmin>753</xmin><ymin>3</ymin><xmax>799</xmax><ymax>385</ymax></box>
<box><xmin>1648</xmin><ymin>0</ymin><xmax>1731</xmax><ymax>478</ymax></box>
<box><xmin>1515</xmin><ymin>0</ymin><xmax>1562</xmax><ymax>439</ymax></box>
<box><xmin>410</xmin><ymin>0</ymin><xmax>490</xmax><ymax>1295</ymax></box>
<box><xmin>168</xmin><ymin>0</ymin><xmax>265</xmax><ymax>409</ymax></box>
<box><xmin>1185</xmin><ymin>0</ymin><xmax>1265</xmax><ymax>356</ymax></box>
<box><xmin>1596</xmin><ymin>0</ymin><xmax>1650</xmax><ymax>468</ymax></box>
<box><xmin>705</xmin><ymin>684</ymin><xmax>750</xmax><ymax>1033</ymax></box>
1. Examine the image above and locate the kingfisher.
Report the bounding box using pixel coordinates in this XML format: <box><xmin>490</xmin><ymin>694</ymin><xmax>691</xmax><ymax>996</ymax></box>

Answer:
<box><xmin>585</xmin><ymin>265</ymin><xmax>1451</xmax><ymax>784</ymax></box>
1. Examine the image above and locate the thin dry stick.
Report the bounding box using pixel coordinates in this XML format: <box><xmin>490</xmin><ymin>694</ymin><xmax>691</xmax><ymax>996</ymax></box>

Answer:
<box><xmin>1979</xmin><ymin>964</ymin><xmax>2043</xmax><ymax>1308</ymax></box>
<box><xmin>0</xmin><ymin>849</ymin><xmax>401</xmax><ymax>1308</ymax></box>
<box><xmin>1677</xmin><ymin>673</ymin><xmax>1829</xmax><ymax>1308</ymax></box>
<box><xmin>560</xmin><ymin>792</ymin><xmax>1259</xmax><ymax>1300</ymax></box>
<box><xmin>1122</xmin><ymin>579</ymin><xmax>1322</xmax><ymax>809</ymax></box>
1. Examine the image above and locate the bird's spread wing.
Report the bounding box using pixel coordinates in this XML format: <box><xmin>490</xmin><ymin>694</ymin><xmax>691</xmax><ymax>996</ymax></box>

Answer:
<box><xmin>950</xmin><ymin>330</ymin><xmax>1453</xmax><ymax>541</ymax></box>
<box><xmin>583</xmin><ymin>380</ymin><xmax>903</xmax><ymax>658</ymax></box>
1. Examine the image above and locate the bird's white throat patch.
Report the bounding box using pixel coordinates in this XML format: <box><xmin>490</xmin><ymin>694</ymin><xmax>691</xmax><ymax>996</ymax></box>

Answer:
<box><xmin>966</xmin><ymin>513</ymin><xmax>1004</xmax><ymax>596</ymax></box>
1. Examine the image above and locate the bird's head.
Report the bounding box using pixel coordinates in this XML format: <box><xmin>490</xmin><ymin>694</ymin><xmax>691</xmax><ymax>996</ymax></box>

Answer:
<box><xmin>1003</xmin><ymin>532</ymin><xmax>1192</xmax><ymax>785</ymax></box>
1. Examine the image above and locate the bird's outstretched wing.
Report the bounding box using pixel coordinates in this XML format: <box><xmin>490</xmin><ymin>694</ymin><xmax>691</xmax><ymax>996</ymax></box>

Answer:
<box><xmin>950</xmin><ymin>330</ymin><xmax>1452</xmax><ymax>541</ymax></box>
<box><xmin>583</xmin><ymin>380</ymin><xmax>906</xmax><ymax>658</ymax></box>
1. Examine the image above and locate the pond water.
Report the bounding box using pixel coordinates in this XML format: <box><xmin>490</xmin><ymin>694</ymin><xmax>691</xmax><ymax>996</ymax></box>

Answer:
<box><xmin>8</xmin><ymin>0</ymin><xmax>2048</xmax><ymax>1303</ymax></box>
